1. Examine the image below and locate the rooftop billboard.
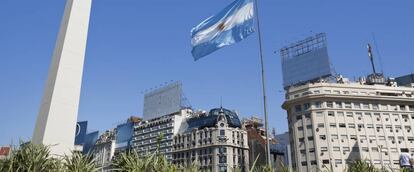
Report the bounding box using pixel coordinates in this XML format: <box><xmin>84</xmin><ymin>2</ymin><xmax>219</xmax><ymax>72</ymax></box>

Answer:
<box><xmin>280</xmin><ymin>33</ymin><xmax>333</xmax><ymax>88</ymax></box>
<box><xmin>143</xmin><ymin>82</ymin><xmax>183</xmax><ymax>120</ymax></box>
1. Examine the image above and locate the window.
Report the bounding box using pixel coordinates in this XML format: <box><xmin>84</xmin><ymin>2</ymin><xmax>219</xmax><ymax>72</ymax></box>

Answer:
<box><xmin>316</xmin><ymin>124</ymin><xmax>324</xmax><ymax>129</ymax></box>
<box><xmin>348</xmin><ymin>124</ymin><xmax>355</xmax><ymax>128</ymax></box>
<box><xmin>408</xmin><ymin>137</ymin><xmax>414</xmax><ymax>142</ymax></box>
<box><xmin>345</xmin><ymin>102</ymin><xmax>352</xmax><ymax>109</ymax></box>
<box><xmin>337</xmin><ymin>112</ymin><xmax>344</xmax><ymax>117</ymax></box>
<box><xmin>220</xmin><ymin>130</ymin><xmax>225</xmax><ymax>136</ymax></box>
<box><xmin>371</xmin><ymin>147</ymin><xmax>379</xmax><ymax>152</ymax></box>
<box><xmin>319</xmin><ymin>135</ymin><xmax>326</xmax><ymax>140</ymax></box>
<box><xmin>367</xmin><ymin>124</ymin><xmax>374</xmax><ymax>129</ymax></box>
<box><xmin>335</xmin><ymin>159</ymin><xmax>342</xmax><ymax>165</ymax></box>
<box><xmin>362</xmin><ymin>147</ymin><xmax>369</xmax><ymax>152</ymax></box>
<box><xmin>354</xmin><ymin>103</ymin><xmax>361</xmax><ymax>109</ymax></box>
<box><xmin>363</xmin><ymin>103</ymin><xmax>370</xmax><ymax>109</ymax></box>
<box><xmin>295</xmin><ymin>105</ymin><xmax>302</xmax><ymax>112</ymax></box>
<box><xmin>339</xmin><ymin>123</ymin><xmax>346</xmax><ymax>128</ymax></box>
<box><xmin>400</xmin><ymin>105</ymin><xmax>406</xmax><ymax>111</ymax></box>
<box><xmin>327</xmin><ymin>101</ymin><xmax>333</xmax><ymax>108</ymax></box>
<box><xmin>219</xmin><ymin>156</ymin><xmax>227</xmax><ymax>163</ymax></box>
<box><xmin>390</xmin><ymin>105</ymin><xmax>397</xmax><ymax>111</ymax></box>
<box><xmin>330</xmin><ymin>123</ymin><xmax>336</xmax><ymax>128</ymax></box>
<box><xmin>309</xmin><ymin>148</ymin><xmax>315</xmax><ymax>153</ymax></box>
<box><xmin>409</xmin><ymin>105</ymin><xmax>414</xmax><ymax>111</ymax></box>
<box><xmin>315</xmin><ymin>101</ymin><xmax>321</xmax><ymax>108</ymax></box>
<box><xmin>304</xmin><ymin>103</ymin><xmax>310</xmax><ymax>110</ymax></box>
<box><xmin>373</xmin><ymin>160</ymin><xmax>381</xmax><ymax>165</ymax></box>
<box><xmin>333</xmin><ymin>147</ymin><xmax>340</xmax><ymax>151</ymax></box>
<box><xmin>316</xmin><ymin>112</ymin><xmax>323</xmax><ymax>117</ymax></box>
<box><xmin>336</xmin><ymin>102</ymin><xmax>343</xmax><ymax>108</ymax></box>
<box><xmin>219</xmin><ymin>147</ymin><xmax>227</xmax><ymax>154</ymax></box>
<box><xmin>346</xmin><ymin>112</ymin><xmax>353</xmax><ymax>117</ymax></box>
<box><xmin>328</xmin><ymin>111</ymin><xmax>334</xmax><ymax>116</ymax></box>
<box><xmin>343</xmin><ymin>147</ymin><xmax>350</xmax><ymax>152</ymax></box>
<box><xmin>373</xmin><ymin>104</ymin><xmax>379</xmax><ymax>110</ymax></box>
<box><xmin>321</xmin><ymin>147</ymin><xmax>328</xmax><ymax>152</ymax></box>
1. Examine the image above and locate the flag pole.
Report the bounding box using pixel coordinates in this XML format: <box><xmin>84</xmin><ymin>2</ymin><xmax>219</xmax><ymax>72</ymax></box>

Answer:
<box><xmin>253</xmin><ymin>0</ymin><xmax>271</xmax><ymax>167</ymax></box>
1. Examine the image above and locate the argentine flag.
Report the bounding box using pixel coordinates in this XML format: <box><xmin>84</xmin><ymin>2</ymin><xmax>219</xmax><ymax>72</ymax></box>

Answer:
<box><xmin>191</xmin><ymin>0</ymin><xmax>255</xmax><ymax>60</ymax></box>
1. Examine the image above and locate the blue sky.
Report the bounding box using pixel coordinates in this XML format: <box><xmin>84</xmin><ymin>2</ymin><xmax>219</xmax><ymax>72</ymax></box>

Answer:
<box><xmin>0</xmin><ymin>0</ymin><xmax>413</xmax><ymax>145</ymax></box>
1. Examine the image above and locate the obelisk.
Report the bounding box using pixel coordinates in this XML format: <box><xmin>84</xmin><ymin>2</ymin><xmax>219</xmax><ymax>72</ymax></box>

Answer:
<box><xmin>32</xmin><ymin>0</ymin><xmax>92</xmax><ymax>156</ymax></box>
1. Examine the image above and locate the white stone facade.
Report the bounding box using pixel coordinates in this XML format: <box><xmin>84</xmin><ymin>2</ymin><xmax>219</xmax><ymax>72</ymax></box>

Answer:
<box><xmin>283</xmin><ymin>82</ymin><xmax>414</xmax><ymax>172</ymax></box>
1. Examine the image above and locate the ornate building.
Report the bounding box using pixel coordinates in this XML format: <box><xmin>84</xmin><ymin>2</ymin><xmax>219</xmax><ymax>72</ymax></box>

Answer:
<box><xmin>172</xmin><ymin>107</ymin><xmax>249</xmax><ymax>172</ymax></box>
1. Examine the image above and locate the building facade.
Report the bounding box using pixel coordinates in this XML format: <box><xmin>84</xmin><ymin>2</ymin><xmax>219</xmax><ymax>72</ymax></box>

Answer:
<box><xmin>283</xmin><ymin>81</ymin><xmax>414</xmax><ymax>171</ymax></box>
<box><xmin>0</xmin><ymin>146</ymin><xmax>11</xmax><ymax>160</ymax></box>
<box><xmin>132</xmin><ymin>108</ymin><xmax>191</xmax><ymax>160</ymax></box>
<box><xmin>172</xmin><ymin>108</ymin><xmax>249</xmax><ymax>172</ymax></box>
<box><xmin>91</xmin><ymin>129</ymin><xmax>116</xmax><ymax>171</ymax></box>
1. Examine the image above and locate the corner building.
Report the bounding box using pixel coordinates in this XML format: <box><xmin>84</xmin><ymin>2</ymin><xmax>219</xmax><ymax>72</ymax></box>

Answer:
<box><xmin>283</xmin><ymin>82</ymin><xmax>414</xmax><ymax>171</ymax></box>
<box><xmin>172</xmin><ymin>108</ymin><xmax>249</xmax><ymax>172</ymax></box>
<box><xmin>133</xmin><ymin>108</ymin><xmax>191</xmax><ymax>161</ymax></box>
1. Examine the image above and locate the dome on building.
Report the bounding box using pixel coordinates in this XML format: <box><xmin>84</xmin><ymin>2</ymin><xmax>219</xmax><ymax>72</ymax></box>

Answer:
<box><xmin>185</xmin><ymin>107</ymin><xmax>242</xmax><ymax>132</ymax></box>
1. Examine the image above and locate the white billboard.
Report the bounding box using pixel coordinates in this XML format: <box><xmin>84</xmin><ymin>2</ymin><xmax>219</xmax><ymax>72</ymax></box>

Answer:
<box><xmin>143</xmin><ymin>82</ymin><xmax>182</xmax><ymax>120</ymax></box>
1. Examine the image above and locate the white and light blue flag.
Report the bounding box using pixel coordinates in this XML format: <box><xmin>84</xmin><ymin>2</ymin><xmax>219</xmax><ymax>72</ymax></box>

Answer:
<box><xmin>191</xmin><ymin>0</ymin><xmax>255</xmax><ymax>60</ymax></box>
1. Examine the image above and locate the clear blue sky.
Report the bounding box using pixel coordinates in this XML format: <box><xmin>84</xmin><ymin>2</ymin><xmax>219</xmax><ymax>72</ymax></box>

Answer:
<box><xmin>0</xmin><ymin>0</ymin><xmax>413</xmax><ymax>145</ymax></box>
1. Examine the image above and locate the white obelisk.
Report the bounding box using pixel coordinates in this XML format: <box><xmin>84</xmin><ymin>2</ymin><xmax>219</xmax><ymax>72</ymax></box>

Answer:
<box><xmin>32</xmin><ymin>0</ymin><xmax>92</xmax><ymax>156</ymax></box>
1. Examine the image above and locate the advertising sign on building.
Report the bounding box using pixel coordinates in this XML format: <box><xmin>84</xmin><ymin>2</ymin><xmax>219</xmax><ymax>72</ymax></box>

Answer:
<box><xmin>143</xmin><ymin>82</ymin><xmax>183</xmax><ymax>120</ymax></box>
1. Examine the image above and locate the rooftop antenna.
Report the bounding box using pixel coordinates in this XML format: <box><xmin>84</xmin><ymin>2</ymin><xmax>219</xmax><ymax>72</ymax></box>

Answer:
<box><xmin>367</xmin><ymin>43</ymin><xmax>377</xmax><ymax>74</ymax></box>
<box><xmin>411</xmin><ymin>71</ymin><xmax>414</xmax><ymax>83</ymax></box>
<box><xmin>372</xmin><ymin>33</ymin><xmax>384</xmax><ymax>74</ymax></box>
<box><xmin>220</xmin><ymin>96</ymin><xmax>223</xmax><ymax>108</ymax></box>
